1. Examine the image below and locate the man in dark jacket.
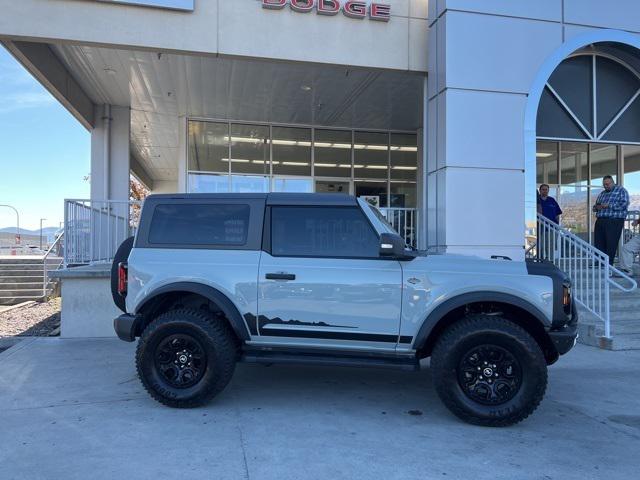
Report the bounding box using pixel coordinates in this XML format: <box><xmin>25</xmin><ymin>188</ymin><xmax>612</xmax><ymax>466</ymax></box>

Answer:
<box><xmin>538</xmin><ymin>184</ymin><xmax>562</xmax><ymax>223</ymax></box>
<box><xmin>537</xmin><ymin>184</ymin><xmax>563</xmax><ymax>261</ymax></box>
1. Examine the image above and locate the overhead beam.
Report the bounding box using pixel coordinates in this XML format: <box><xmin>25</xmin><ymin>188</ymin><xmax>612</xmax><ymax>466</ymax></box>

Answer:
<box><xmin>130</xmin><ymin>154</ymin><xmax>154</xmax><ymax>191</ymax></box>
<box><xmin>2</xmin><ymin>40</ymin><xmax>95</xmax><ymax>130</ymax></box>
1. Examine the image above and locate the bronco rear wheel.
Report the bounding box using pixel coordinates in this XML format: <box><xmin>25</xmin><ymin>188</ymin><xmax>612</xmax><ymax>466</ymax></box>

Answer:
<box><xmin>136</xmin><ymin>308</ymin><xmax>237</xmax><ymax>408</ymax></box>
<box><xmin>430</xmin><ymin>315</ymin><xmax>547</xmax><ymax>427</ymax></box>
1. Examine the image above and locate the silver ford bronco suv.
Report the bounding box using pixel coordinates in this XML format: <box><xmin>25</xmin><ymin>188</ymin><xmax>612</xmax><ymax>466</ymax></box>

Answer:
<box><xmin>112</xmin><ymin>193</ymin><xmax>577</xmax><ymax>427</ymax></box>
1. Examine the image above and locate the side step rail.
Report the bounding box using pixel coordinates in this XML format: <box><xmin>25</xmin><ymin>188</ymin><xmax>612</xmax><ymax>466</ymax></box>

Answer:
<box><xmin>241</xmin><ymin>347</ymin><xmax>420</xmax><ymax>371</ymax></box>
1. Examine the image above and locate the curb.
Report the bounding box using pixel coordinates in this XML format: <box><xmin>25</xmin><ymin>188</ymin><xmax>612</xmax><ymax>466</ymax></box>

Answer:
<box><xmin>0</xmin><ymin>301</ymin><xmax>36</xmax><ymax>316</ymax></box>
<box><xmin>0</xmin><ymin>337</ymin><xmax>38</xmax><ymax>361</ymax></box>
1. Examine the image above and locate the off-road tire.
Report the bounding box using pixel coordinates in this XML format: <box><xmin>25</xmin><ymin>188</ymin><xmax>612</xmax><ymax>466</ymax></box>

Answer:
<box><xmin>136</xmin><ymin>308</ymin><xmax>237</xmax><ymax>408</ymax></box>
<box><xmin>431</xmin><ymin>315</ymin><xmax>547</xmax><ymax>427</ymax></box>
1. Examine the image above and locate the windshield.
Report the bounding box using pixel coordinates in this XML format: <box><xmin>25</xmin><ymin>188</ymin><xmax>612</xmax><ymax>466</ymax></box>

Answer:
<box><xmin>359</xmin><ymin>199</ymin><xmax>398</xmax><ymax>235</ymax></box>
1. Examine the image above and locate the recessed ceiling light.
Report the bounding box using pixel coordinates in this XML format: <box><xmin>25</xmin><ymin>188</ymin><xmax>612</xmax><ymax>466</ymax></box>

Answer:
<box><xmin>301</xmin><ymin>85</ymin><xmax>312</xmax><ymax>91</ymax></box>
<box><xmin>536</xmin><ymin>153</ymin><xmax>553</xmax><ymax>158</ymax></box>
<box><xmin>103</xmin><ymin>67</ymin><xmax>117</xmax><ymax>76</ymax></box>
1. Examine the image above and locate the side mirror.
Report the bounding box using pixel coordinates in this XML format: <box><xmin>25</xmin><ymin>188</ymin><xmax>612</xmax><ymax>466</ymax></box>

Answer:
<box><xmin>379</xmin><ymin>233</ymin><xmax>414</xmax><ymax>260</ymax></box>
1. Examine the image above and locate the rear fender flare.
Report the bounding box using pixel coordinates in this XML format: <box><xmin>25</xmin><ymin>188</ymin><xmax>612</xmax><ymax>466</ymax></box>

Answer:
<box><xmin>135</xmin><ymin>282</ymin><xmax>250</xmax><ymax>341</ymax></box>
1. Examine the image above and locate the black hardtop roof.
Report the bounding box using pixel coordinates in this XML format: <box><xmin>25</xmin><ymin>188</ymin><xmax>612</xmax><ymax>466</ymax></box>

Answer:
<box><xmin>145</xmin><ymin>193</ymin><xmax>358</xmax><ymax>207</ymax></box>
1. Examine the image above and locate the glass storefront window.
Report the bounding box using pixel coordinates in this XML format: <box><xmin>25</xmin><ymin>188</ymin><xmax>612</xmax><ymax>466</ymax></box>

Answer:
<box><xmin>188</xmin><ymin>173</ymin><xmax>229</xmax><ymax>193</ymax></box>
<box><xmin>589</xmin><ymin>186</ymin><xmax>603</xmax><ymax>242</ymax></box>
<box><xmin>354</xmin><ymin>180</ymin><xmax>388</xmax><ymax>208</ymax></box>
<box><xmin>390</xmin><ymin>133</ymin><xmax>417</xmax><ymax>181</ymax></box>
<box><xmin>560</xmin><ymin>142</ymin><xmax>588</xmax><ymax>186</ymax></box>
<box><xmin>536</xmin><ymin>141</ymin><xmax>559</xmax><ymax>185</ymax></box>
<box><xmin>390</xmin><ymin>182</ymin><xmax>416</xmax><ymax>208</ymax></box>
<box><xmin>187</xmin><ymin>122</ymin><xmax>422</xmax><ymax>217</ymax></box>
<box><xmin>230</xmin><ymin>124</ymin><xmax>270</xmax><ymax>175</ymax></box>
<box><xmin>315</xmin><ymin>180</ymin><xmax>350</xmax><ymax>194</ymax></box>
<box><xmin>624</xmin><ymin>145</ymin><xmax>640</xmax><ymax>213</ymax></box>
<box><xmin>314</xmin><ymin>129</ymin><xmax>352</xmax><ymax>178</ymax></box>
<box><xmin>188</xmin><ymin>121</ymin><xmax>229</xmax><ymax>173</ymax></box>
<box><xmin>354</xmin><ymin>132</ymin><xmax>389</xmax><ymax>180</ymax></box>
<box><xmin>590</xmin><ymin>144</ymin><xmax>618</xmax><ymax>185</ymax></box>
<box><xmin>231</xmin><ymin>175</ymin><xmax>269</xmax><ymax>193</ymax></box>
<box><xmin>558</xmin><ymin>186</ymin><xmax>589</xmax><ymax>241</ymax></box>
<box><xmin>272</xmin><ymin>126</ymin><xmax>312</xmax><ymax>176</ymax></box>
<box><xmin>273</xmin><ymin>178</ymin><xmax>314</xmax><ymax>193</ymax></box>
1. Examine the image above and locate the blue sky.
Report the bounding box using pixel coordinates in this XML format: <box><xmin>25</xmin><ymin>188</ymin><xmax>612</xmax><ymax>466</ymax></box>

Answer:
<box><xmin>0</xmin><ymin>47</ymin><xmax>89</xmax><ymax>231</ymax></box>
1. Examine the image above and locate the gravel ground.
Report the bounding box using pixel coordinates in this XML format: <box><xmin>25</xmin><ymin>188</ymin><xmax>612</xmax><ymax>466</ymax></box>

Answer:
<box><xmin>0</xmin><ymin>298</ymin><xmax>61</xmax><ymax>337</ymax></box>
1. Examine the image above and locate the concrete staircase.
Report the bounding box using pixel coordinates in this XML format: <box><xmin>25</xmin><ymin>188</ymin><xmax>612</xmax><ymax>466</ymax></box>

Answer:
<box><xmin>0</xmin><ymin>257</ymin><xmax>61</xmax><ymax>306</ymax></box>
<box><xmin>577</xmin><ymin>284</ymin><xmax>640</xmax><ymax>350</ymax></box>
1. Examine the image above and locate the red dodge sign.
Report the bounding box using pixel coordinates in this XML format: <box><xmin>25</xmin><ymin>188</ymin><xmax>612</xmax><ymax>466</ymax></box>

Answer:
<box><xmin>262</xmin><ymin>0</ymin><xmax>391</xmax><ymax>22</ymax></box>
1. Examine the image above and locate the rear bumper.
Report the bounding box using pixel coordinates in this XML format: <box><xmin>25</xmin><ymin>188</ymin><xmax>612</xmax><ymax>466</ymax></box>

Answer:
<box><xmin>114</xmin><ymin>314</ymin><xmax>139</xmax><ymax>342</ymax></box>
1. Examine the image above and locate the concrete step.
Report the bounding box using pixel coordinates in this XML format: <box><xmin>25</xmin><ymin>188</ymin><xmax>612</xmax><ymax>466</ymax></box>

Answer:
<box><xmin>0</xmin><ymin>282</ymin><xmax>45</xmax><ymax>290</ymax></box>
<box><xmin>0</xmin><ymin>256</ymin><xmax>61</xmax><ymax>263</ymax></box>
<box><xmin>0</xmin><ymin>275</ymin><xmax>44</xmax><ymax>284</ymax></box>
<box><xmin>0</xmin><ymin>268</ymin><xmax>44</xmax><ymax>278</ymax></box>
<box><xmin>0</xmin><ymin>265</ymin><xmax>47</xmax><ymax>272</ymax></box>
<box><xmin>0</xmin><ymin>288</ymin><xmax>48</xmax><ymax>298</ymax></box>
<box><xmin>0</xmin><ymin>295</ymin><xmax>49</xmax><ymax>306</ymax></box>
<box><xmin>577</xmin><ymin>310</ymin><xmax>640</xmax><ymax>328</ymax></box>
<box><xmin>576</xmin><ymin>306</ymin><xmax>640</xmax><ymax>350</ymax></box>
<box><xmin>577</xmin><ymin>284</ymin><xmax>640</xmax><ymax>294</ymax></box>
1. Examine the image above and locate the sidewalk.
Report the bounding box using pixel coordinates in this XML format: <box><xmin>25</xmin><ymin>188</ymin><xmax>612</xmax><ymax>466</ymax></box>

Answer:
<box><xmin>0</xmin><ymin>339</ymin><xmax>639</xmax><ymax>480</ymax></box>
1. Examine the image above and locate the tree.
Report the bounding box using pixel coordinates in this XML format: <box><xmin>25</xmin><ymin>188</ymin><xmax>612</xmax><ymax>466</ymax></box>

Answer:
<box><xmin>130</xmin><ymin>176</ymin><xmax>149</xmax><ymax>226</ymax></box>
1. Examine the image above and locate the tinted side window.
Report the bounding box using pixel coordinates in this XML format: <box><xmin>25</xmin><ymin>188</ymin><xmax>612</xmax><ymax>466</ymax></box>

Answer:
<box><xmin>271</xmin><ymin>207</ymin><xmax>379</xmax><ymax>258</ymax></box>
<box><xmin>149</xmin><ymin>204</ymin><xmax>250</xmax><ymax>246</ymax></box>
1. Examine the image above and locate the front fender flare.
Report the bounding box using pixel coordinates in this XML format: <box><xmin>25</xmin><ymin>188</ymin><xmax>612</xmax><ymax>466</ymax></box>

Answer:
<box><xmin>413</xmin><ymin>291</ymin><xmax>551</xmax><ymax>351</ymax></box>
<box><xmin>135</xmin><ymin>281</ymin><xmax>250</xmax><ymax>341</ymax></box>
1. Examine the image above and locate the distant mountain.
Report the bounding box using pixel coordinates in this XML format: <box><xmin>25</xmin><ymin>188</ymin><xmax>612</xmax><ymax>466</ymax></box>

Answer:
<box><xmin>0</xmin><ymin>227</ymin><xmax>60</xmax><ymax>235</ymax></box>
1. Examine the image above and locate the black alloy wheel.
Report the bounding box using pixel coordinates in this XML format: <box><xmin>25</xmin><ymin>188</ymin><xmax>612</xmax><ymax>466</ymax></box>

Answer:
<box><xmin>154</xmin><ymin>334</ymin><xmax>208</xmax><ymax>389</ymax></box>
<box><xmin>457</xmin><ymin>344</ymin><xmax>522</xmax><ymax>406</ymax></box>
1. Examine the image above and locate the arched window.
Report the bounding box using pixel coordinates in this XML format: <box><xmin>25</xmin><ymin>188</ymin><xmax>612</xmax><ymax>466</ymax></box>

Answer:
<box><xmin>537</xmin><ymin>53</ymin><xmax>640</xmax><ymax>143</ymax></box>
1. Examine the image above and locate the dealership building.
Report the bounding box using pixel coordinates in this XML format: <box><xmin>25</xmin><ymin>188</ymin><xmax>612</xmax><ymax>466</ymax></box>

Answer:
<box><xmin>2</xmin><ymin>1</ymin><xmax>640</xmax><ymax>327</ymax></box>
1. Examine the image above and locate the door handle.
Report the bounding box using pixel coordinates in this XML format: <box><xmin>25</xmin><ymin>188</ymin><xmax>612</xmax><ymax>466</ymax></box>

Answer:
<box><xmin>265</xmin><ymin>272</ymin><xmax>296</xmax><ymax>281</ymax></box>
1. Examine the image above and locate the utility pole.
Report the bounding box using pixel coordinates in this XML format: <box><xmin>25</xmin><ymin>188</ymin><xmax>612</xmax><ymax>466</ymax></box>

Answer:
<box><xmin>0</xmin><ymin>204</ymin><xmax>21</xmax><ymax>244</ymax></box>
<box><xmin>40</xmin><ymin>218</ymin><xmax>47</xmax><ymax>250</ymax></box>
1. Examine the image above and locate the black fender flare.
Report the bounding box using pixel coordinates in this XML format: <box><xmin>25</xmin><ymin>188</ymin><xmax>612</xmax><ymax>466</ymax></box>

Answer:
<box><xmin>413</xmin><ymin>291</ymin><xmax>551</xmax><ymax>351</ymax></box>
<box><xmin>135</xmin><ymin>282</ymin><xmax>250</xmax><ymax>341</ymax></box>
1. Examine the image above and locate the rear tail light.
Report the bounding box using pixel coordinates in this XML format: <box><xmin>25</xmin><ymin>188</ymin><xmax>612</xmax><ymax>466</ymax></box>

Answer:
<box><xmin>563</xmin><ymin>284</ymin><xmax>571</xmax><ymax>310</ymax></box>
<box><xmin>118</xmin><ymin>263</ymin><xmax>128</xmax><ymax>297</ymax></box>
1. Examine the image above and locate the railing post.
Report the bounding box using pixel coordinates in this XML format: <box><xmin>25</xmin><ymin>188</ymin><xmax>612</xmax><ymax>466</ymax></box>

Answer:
<box><xmin>43</xmin><ymin>255</ymin><xmax>47</xmax><ymax>298</ymax></box>
<box><xmin>604</xmin><ymin>260</ymin><xmax>611</xmax><ymax>339</ymax></box>
<box><xmin>63</xmin><ymin>200</ymin><xmax>68</xmax><ymax>267</ymax></box>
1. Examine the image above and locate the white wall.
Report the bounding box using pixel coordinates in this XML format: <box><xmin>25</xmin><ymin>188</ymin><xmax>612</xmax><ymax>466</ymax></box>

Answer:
<box><xmin>152</xmin><ymin>180</ymin><xmax>179</xmax><ymax>194</ymax></box>
<box><xmin>427</xmin><ymin>0</ymin><xmax>640</xmax><ymax>260</ymax></box>
<box><xmin>91</xmin><ymin>105</ymin><xmax>131</xmax><ymax>202</ymax></box>
<box><xmin>0</xmin><ymin>0</ymin><xmax>429</xmax><ymax>72</ymax></box>
<box><xmin>60</xmin><ymin>277</ymin><xmax>119</xmax><ymax>338</ymax></box>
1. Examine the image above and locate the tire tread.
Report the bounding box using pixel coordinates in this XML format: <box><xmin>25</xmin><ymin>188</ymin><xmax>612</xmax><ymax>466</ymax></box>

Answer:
<box><xmin>136</xmin><ymin>308</ymin><xmax>236</xmax><ymax>408</ymax></box>
<box><xmin>431</xmin><ymin>314</ymin><xmax>548</xmax><ymax>427</ymax></box>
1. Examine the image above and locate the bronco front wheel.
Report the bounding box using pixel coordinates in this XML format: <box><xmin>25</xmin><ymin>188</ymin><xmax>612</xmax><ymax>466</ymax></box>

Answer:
<box><xmin>430</xmin><ymin>315</ymin><xmax>548</xmax><ymax>427</ymax></box>
<box><xmin>136</xmin><ymin>308</ymin><xmax>237</xmax><ymax>408</ymax></box>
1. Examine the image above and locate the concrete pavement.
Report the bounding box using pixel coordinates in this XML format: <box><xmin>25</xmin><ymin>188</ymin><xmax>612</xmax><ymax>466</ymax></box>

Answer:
<box><xmin>0</xmin><ymin>338</ymin><xmax>639</xmax><ymax>480</ymax></box>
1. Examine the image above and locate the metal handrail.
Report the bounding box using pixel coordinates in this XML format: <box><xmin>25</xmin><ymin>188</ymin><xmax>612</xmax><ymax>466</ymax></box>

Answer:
<box><xmin>379</xmin><ymin>207</ymin><xmax>418</xmax><ymax>248</ymax></box>
<box><xmin>64</xmin><ymin>199</ymin><xmax>142</xmax><ymax>266</ymax></box>
<box><xmin>43</xmin><ymin>232</ymin><xmax>64</xmax><ymax>298</ymax></box>
<box><xmin>534</xmin><ymin>214</ymin><xmax>637</xmax><ymax>338</ymax></box>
